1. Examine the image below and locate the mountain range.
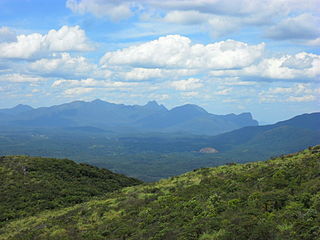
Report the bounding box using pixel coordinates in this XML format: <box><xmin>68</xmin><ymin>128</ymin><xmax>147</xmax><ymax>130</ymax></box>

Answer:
<box><xmin>0</xmin><ymin>100</ymin><xmax>258</xmax><ymax>135</ymax></box>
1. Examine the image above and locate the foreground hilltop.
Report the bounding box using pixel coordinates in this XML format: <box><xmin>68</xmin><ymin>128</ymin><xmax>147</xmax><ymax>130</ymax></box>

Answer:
<box><xmin>1</xmin><ymin>146</ymin><xmax>319</xmax><ymax>240</ymax></box>
<box><xmin>0</xmin><ymin>156</ymin><xmax>141</xmax><ymax>224</ymax></box>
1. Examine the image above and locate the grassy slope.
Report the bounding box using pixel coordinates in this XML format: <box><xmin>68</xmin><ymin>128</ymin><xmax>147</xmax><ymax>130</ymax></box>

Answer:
<box><xmin>1</xmin><ymin>146</ymin><xmax>320</xmax><ymax>240</ymax></box>
<box><xmin>0</xmin><ymin>156</ymin><xmax>141</xmax><ymax>225</ymax></box>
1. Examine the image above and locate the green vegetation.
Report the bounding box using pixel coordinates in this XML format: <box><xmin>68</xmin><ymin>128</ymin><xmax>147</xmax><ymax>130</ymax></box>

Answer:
<box><xmin>0</xmin><ymin>156</ymin><xmax>141</xmax><ymax>225</ymax></box>
<box><xmin>0</xmin><ymin>117</ymin><xmax>319</xmax><ymax>181</ymax></box>
<box><xmin>1</xmin><ymin>146</ymin><xmax>319</xmax><ymax>240</ymax></box>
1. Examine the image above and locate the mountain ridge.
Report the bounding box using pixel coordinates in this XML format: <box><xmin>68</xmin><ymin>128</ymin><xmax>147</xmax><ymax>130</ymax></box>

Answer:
<box><xmin>0</xmin><ymin>100</ymin><xmax>258</xmax><ymax>135</ymax></box>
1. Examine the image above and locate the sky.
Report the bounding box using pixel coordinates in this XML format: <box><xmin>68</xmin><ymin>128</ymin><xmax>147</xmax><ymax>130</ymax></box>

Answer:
<box><xmin>0</xmin><ymin>0</ymin><xmax>319</xmax><ymax>123</ymax></box>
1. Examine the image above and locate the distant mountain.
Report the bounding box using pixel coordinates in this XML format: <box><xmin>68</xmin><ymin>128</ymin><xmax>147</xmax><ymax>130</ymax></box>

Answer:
<box><xmin>0</xmin><ymin>104</ymin><xmax>33</xmax><ymax>115</ymax></box>
<box><xmin>0</xmin><ymin>155</ymin><xmax>141</xmax><ymax>224</ymax></box>
<box><xmin>0</xmin><ymin>100</ymin><xmax>258</xmax><ymax>135</ymax></box>
<box><xmin>0</xmin><ymin>111</ymin><xmax>318</xmax><ymax>181</ymax></box>
<box><xmin>207</xmin><ymin>112</ymin><xmax>320</xmax><ymax>159</ymax></box>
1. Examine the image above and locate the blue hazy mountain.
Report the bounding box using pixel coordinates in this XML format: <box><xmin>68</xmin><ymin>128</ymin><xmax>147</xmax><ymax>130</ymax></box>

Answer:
<box><xmin>0</xmin><ymin>104</ymin><xmax>33</xmax><ymax>115</ymax></box>
<box><xmin>206</xmin><ymin>112</ymin><xmax>320</xmax><ymax>156</ymax></box>
<box><xmin>0</xmin><ymin>100</ymin><xmax>258</xmax><ymax>135</ymax></box>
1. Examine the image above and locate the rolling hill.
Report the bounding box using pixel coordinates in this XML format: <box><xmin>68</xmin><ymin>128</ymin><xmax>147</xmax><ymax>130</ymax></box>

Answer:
<box><xmin>0</xmin><ymin>156</ymin><xmax>141</xmax><ymax>224</ymax></box>
<box><xmin>0</xmin><ymin>146</ymin><xmax>319</xmax><ymax>240</ymax></box>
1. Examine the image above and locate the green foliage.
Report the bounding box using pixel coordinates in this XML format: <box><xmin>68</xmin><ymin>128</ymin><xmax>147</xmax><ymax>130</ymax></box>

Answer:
<box><xmin>0</xmin><ymin>126</ymin><xmax>318</xmax><ymax>181</ymax></box>
<box><xmin>1</xmin><ymin>146</ymin><xmax>319</xmax><ymax>240</ymax></box>
<box><xmin>0</xmin><ymin>156</ymin><xmax>141</xmax><ymax>226</ymax></box>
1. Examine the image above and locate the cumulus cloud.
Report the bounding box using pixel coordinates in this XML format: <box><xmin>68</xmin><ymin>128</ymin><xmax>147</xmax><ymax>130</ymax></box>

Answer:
<box><xmin>0</xmin><ymin>26</ymin><xmax>92</xmax><ymax>59</ymax></box>
<box><xmin>170</xmin><ymin>78</ymin><xmax>203</xmax><ymax>91</ymax></box>
<box><xmin>0</xmin><ymin>27</ymin><xmax>17</xmax><ymax>43</ymax></box>
<box><xmin>242</xmin><ymin>52</ymin><xmax>320</xmax><ymax>79</ymax></box>
<box><xmin>100</xmin><ymin>35</ymin><xmax>265</xmax><ymax>70</ymax></box>
<box><xmin>28</xmin><ymin>53</ymin><xmax>97</xmax><ymax>78</ymax></box>
<box><xmin>280</xmin><ymin>53</ymin><xmax>315</xmax><ymax>69</ymax></box>
<box><xmin>66</xmin><ymin>0</ymin><xmax>133</xmax><ymax>21</ymax></box>
<box><xmin>265</xmin><ymin>14</ymin><xmax>320</xmax><ymax>40</ymax></box>
<box><xmin>211</xmin><ymin>52</ymin><xmax>320</xmax><ymax>80</ymax></box>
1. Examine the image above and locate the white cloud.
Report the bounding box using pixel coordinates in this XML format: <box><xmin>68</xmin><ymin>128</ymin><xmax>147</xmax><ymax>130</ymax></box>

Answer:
<box><xmin>120</xmin><ymin>67</ymin><xmax>199</xmax><ymax>81</ymax></box>
<box><xmin>215</xmin><ymin>88</ymin><xmax>232</xmax><ymax>95</ymax></box>
<box><xmin>265</xmin><ymin>14</ymin><xmax>320</xmax><ymax>40</ymax></box>
<box><xmin>100</xmin><ymin>35</ymin><xmax>265</xmax><ymax>70</ymax></box>
<box><xmin>259</xmin><ymin>83</ymin><xmax>319</xmax><ymax>102</ymax></box>
<box><xmin>66</xmin><ymin>0</ymin><xmax>133</xmax><ymax>21</ymax></box>
<box><xmin>29</xmin><ymin>53</ymin><xmax>97</xmax><ymax>78</ymax></box>
<box><xmin>66</xmin><ymin>0</ymin><xmax>319</xmax><ymax>40</ymax></box>
<box><xmin>0</xmin><ymin>27</ymin><xmax>17</xmax><ymax>43</ymax></box>
<box><xmin>0</xmin><ymin>26</ymin><xmax>92</xmax><ymax>59</ymax></box>
<box><xmin>207</xmin><ymin>15</ymin><xmax>240</xmax><ymax>38</ymax></box>
<box><xmin>67</xmin><ymin>0</ymin><xmax>318</xmax><ymax>20</ymax></box>
<box><xmin>122</xmin><ymin>68</ymin><xmax>163</xmax><ymax>81</ymax></box>
<box><xmin>242</xmin><ymin>52</ymin><xmax>320</xmax><ymax>79</ymax></box>
<box><xmin>170</xmin><ymin>78</ymin><xmax>203</xmax><ymax>91</ymax></box>
<box><xmin>305</xmin><ymin>37</ymin><xmax>320</xmax><ymax>47</ymax></box>
<box><xmin>181</xmin><ymin>91</ymin><xmax>199</xmax><ymax>97</ymax></box>
<box><xmin>287</xmin><ymin>95</ymin><xmax>316</xmax><ymax>102</ymax></box>
<box><xmin>64</xmin><ymin>87</ymin><xmax>94</xmax><ymax>95</ymax></box>
<box><xmin>0</xmin><ymin>73</ymin><xmax>45</xmax><ymax>83</ymax></box>
<box><xmin>281</xmin><ymin>53</ymin><xmax>314</xmax><ymax>69</ymax></box>
<box><xmin>212</xmin><ymin>52</ymin><xmax>320</xmax><ymax>80</ymax></box>
<box><xmin>52</xmin><ymin>78</ymin><xmax>139</xmax><ymax>89</ymax></box>
<box><xmin>164</xmin><ymin>10</ymin><xmax>208</xmax><ymax>25</ymax></box>
<box><xmin>45</xmin><ymin>26</ymin><xmax>93</xmax><ymax>52</ymax></box>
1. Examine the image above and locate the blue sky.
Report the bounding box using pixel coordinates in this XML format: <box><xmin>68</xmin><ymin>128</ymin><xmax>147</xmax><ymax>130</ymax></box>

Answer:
<box><xmin>0</xmin><ymin>0</ymin><xmax>319</xmax><ymax>123</ymax></box>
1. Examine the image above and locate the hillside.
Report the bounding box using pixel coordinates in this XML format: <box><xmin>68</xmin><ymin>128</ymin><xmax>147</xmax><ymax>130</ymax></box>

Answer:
<box><xmin>0</xmin><ymin>156</ymin><xmax>141</xmax><ymax>224</ymax></box>
<box><xmin>1</xmin><ymin>146</ymin><xmax>319</xmax><ymax>240</ymax></box>
<box><xmin>207</xmin><ymin>112</ymin><xmax>320</xmax><ymax>157</ymax></box>
<box><xmin>0</xmin><ymin>100</ymin><xmax>258</xmax><ymax>135</ymax></box>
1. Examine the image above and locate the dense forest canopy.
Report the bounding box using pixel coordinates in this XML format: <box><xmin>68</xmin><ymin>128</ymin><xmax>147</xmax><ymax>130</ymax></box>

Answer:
<box><xmin>0</xmin><ymin>155</ymin><xmax>141</xmax><ymax>225</ymax></box>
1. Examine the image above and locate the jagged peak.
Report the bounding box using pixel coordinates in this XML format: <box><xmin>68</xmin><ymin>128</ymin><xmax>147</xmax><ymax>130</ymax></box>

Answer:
<box><xmin>145</xmin><ymin>100</ymin><xmax>159</xmax><ymax>107</ymax></box>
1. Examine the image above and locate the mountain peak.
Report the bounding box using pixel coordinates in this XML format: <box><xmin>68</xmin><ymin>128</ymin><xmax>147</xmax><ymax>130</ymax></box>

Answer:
<box><xmin>91</xmin><ymin>99</ymin><xmax>106</xmax><ymax>104</ymax></box>
<box><xmin>145</xmin><ymin>100</ymin><xmax>159</xmax><ymax>107</ymax></box>
<box><xmin>10</xmin><ymin>104</ymin><xmax>33</xmax><ymax>114</ymax></box>
<box><xmin>171</xmin><ymin>104</ymin><xmax>208</xmax><ymax>114</ymax></box>
<box><xmin>14</xmin><ymin>104</ymin><xmax>33</xmax><ymax>110</ymax></box>
<box><xmin>144</xmin><ymin>100</ymin><xmax>167</xmax><ymax>111</ymax></box>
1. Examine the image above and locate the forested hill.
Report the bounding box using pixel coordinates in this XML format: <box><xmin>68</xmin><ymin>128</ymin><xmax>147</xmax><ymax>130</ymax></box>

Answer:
<box><xmin>0</xmin><ymin>156</ymin><xmax>141</xmax><ymax>224</ymax></box>
<box><xmin>1</xmin><ymin>146</ymin><xmax>319</xmax><ymax>240</ymax></box>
